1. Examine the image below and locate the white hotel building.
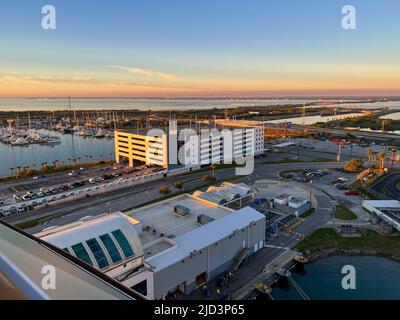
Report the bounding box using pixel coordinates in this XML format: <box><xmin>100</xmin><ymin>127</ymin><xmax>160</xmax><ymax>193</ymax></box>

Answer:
<box><xmin>114</xmin><ymin>122</ymin><xmax>264</xmax><ymax>170</ymax></box>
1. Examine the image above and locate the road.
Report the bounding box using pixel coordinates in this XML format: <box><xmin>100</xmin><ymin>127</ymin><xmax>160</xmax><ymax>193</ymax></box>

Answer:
<box><xmin>9</xmin><ymin>160</ymin><xmax>342</xmax><ymax>234</ymax></box>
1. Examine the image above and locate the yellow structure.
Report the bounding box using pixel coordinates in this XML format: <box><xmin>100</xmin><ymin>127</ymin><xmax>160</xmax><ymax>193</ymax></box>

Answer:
<box><xmin>114</xmin><ymin>130</ymin><xmax>168</xmax><ymax>168</ymax></box>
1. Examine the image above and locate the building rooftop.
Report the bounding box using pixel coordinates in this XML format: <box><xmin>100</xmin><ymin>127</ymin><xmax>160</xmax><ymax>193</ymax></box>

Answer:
<box><xmin>363</xmin><ymin>200</ymin><xmax>400</xmax><ymax>209</ymax></box>
<box><xmin>275</xmin><ymin>194</ymin><xmax>291</xmax><ymax>200</ymax></box>
<box><xmin>126</xmin><ymin>193</ymin><xmax>234</xmax><ymax>244</ymax></box>
<box><xmin>35</xmin><ymin>213</ymin><xmax>144</xmax><ymax>272</ymax></box>
<box><xmin>193</xmin><ymin>182</ymin><xmax>255</xmax><ymax>205</ymax></box>
<box><xmin>146</xmin><ymin>206</ymin><xmax>265</xmax><ymax>271</ymax></box>
<box><xmin>289</xmin><ymin>197</ymin><xmax>307</xmax><ymax>204</ymax></box>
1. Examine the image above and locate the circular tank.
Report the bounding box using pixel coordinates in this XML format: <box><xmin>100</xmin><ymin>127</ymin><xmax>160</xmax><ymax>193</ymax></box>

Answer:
<box><xmin>382</xmin><ymin>222</ymin><xmax>393</xmax><ymax>234</ymax></box>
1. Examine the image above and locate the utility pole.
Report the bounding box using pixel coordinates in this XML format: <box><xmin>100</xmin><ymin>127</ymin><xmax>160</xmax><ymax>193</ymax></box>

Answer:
<box><xmin>301</xmin><ymin>104</ymin><xmax>306</xmax><ymax>126</ymax></box>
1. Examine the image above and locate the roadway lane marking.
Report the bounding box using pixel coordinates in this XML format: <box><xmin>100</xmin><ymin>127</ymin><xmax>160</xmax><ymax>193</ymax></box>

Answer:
<box><xmin>318</xmin><ymin>208</ymin><xmax>333</xmax><ymax>211</ymax></box>
<box><xmin>264</xmin><ymin>244</ymin><xmax>290</xmax><ymax>250</ymax></box>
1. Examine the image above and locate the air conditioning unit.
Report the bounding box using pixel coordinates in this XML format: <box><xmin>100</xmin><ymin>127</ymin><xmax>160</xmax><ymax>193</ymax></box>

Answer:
<box><xmin>173</xmin><ymin>205</ymin><xmax>191</xmax><ymax>217</ymax></box>
<box><xmin>197</xmin><ymin>214</ymin><xmax>215</xmax><ymax>225</ymax></box>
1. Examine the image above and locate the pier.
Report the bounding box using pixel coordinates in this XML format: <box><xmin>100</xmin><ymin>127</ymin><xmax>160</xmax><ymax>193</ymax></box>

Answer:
<box><xmin>232</xmin><ymin>250</ymin><xmax>298</xmax><ymax>300</ymax></box>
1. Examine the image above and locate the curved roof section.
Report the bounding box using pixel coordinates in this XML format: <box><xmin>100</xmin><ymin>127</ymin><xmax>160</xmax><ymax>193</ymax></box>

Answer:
<box><xmin>35</xmin><ymin>213</ymin><xmax>143</xmax><ymax>271</ymax></box>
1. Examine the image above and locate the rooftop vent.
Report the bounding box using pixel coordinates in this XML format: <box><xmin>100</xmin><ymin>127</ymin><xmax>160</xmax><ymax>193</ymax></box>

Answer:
<box><xmin>173</xmin><ymin>205</ymin><xmax>191</xmax><ymax>217</ymax></box>
<box><xmin>197</xmin><ymin>214</ymin><xmax>215</xmax><ymax>225</ymax></box>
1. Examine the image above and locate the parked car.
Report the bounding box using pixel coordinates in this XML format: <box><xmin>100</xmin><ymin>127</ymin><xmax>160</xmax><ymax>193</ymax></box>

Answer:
<box><xmin>21</xmin><ymin>194</ymin><xmax>31</xmax><ymax>201</ymax></box>
<box><xmin>345</xmin><ymin>190</ymin><xmax>359</xmax><ymax>196</ymax></box>
<box><xmin>336</xmin><ymin>183</ymin><xmax>349</xmax><ymax>190</ymax></box>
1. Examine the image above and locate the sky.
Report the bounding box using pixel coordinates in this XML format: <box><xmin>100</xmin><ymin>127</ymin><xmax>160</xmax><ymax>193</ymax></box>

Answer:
<box><xmin>0</xmin><ymin>0</ymin><xmax>400</xmax><ymax>98</ymax></box>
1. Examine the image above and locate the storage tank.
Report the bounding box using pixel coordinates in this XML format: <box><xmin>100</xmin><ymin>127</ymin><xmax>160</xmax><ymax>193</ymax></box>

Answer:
<box><xmin>382</xmin><ymin>222</ymin><xmax>393</xmax><ymax>234</ymax></box>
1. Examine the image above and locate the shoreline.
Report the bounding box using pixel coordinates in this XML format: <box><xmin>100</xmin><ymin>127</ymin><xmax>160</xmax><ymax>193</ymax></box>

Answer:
<box><xmin>306</xmin><ymin>247</ymin><xmax>400</xmax><ymax>264</ymax></box>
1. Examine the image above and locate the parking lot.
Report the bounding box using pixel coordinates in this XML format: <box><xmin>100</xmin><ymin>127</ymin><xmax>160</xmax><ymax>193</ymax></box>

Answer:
<box><xmin>0</xmin><ymin>164</ymin><xmax>165</xmax><ymax>217</ymax></box>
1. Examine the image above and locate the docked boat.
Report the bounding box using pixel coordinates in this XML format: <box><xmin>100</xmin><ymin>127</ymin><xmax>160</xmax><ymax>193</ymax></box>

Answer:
<box><xmin>11</xmin><ymin>137</ymin><xmax>29</xmax><ymax>146</ymax></box>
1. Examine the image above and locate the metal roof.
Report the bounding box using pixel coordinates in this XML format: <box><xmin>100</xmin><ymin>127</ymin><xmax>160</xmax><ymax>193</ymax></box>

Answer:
<box><xmin>146</xmin><ymin>206</ymin><xmax>265</xmax><ymax>271</ymax></box>
<box><xmin>363</xmin><ymin>200</ymin><xmax>400</xmax><ymax>209</ymax></box>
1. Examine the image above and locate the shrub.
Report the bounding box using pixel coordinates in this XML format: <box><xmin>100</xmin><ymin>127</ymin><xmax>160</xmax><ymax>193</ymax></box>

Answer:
<box><xmin>159</xmin><ymin>185</ymin><xmax>170</xmax><ymax>194</ymax></box>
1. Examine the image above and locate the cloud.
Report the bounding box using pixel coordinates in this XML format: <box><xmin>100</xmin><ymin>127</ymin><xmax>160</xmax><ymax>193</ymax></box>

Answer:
<box><xmin>71</xmin><ymin>76</ymin><xmax>94</xmax><ymax>82</ymax></box>
<box><xmin>107</xmin><ymin>65</ymin><xmax>177</xmax><ymax>81</ymax></box>
<box><xmin>0</xmin><ymin>75</ymin><xmax>95</xmax><ymax>84</ymax></box>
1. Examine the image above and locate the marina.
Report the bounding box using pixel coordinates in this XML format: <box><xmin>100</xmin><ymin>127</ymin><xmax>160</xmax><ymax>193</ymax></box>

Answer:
<box><xmin>0</xmin><ymin>129</ymin><xmax>115</xmax><ymax>178</ymax></box>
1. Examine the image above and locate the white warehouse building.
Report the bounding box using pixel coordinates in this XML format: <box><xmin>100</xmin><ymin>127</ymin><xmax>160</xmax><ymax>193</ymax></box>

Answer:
<box><xmin>35</xmin><ymin>190</ymin><xmax>266</xmax><ymax>300</ymax></box>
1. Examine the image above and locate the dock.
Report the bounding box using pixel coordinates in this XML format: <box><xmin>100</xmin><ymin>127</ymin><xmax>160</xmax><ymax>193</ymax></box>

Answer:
<box><xmin>232</xmin><ymin>249</ymin><xmax>298</xmax><ymax>300</ymax></box>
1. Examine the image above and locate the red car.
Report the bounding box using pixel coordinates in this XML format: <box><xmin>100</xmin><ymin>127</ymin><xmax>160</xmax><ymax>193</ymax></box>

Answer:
<box><xmin>345</xmin><ymin>190</ymin><xmax>359</xmax><ymax>196</ymax></box>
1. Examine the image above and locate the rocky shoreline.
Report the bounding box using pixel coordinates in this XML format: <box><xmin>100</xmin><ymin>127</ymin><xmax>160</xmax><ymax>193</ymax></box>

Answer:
<box><xmin>306</xmin><ymin>248</ymin><xmax>400</xmax><ymax>264</ymax></box>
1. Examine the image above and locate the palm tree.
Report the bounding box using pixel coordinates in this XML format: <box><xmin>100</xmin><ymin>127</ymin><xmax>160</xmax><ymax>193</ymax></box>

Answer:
<box><xmin>99</xmin><ymin>154</ymin><xmax>104</xmax><ymax>162</ymax></box>
<box><xmin>109</xmin><ymin>152</ymin><xmax>113</xmax><ymax>161</ymax></box>
<box><xmin>41</xmin><ymin>162</ymin><xmax>48</xmax><ymax>172</ymax></box>
<box><xmin>84</xmin><ymin>154</ymin><xmax>89</xmax><ymax>165</ymax></box>
<box><xmin>9</xmin><ymin>167</ymin><xmax>15</xmax><ymax>178</ymax></box>
<box><xmin>377</xmin><ymin>151</ymin><xmax>386</xmax><ymax>172</ymax></box>
<box><xmin>77</xmin><ymin>157</ymin><xmax>81</xmax><ymax>166</ymax></box>
<box><xmin>367</xmin><ymin>149</ymin><xmax>373</xmax><ymax>168</ymax></box>
<box><xmin>390</xmin><ymin>147</ymin><xmax>398</xmax><ymax>168</ymax></box>
<box><xmin>210</xmin><ymin>164</ymin><xmax>217</xmax><ymax>177</ymax></box>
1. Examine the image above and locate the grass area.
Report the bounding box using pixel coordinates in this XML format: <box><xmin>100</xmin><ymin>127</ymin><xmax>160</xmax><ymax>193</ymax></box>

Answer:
<box><xmin>14</xmin><ymin>213</ymin><xmax>61</xmax><ymax>230</ymax></box>
<box><xmin>121</xmin><ymin>175</ymin><xmax>246</xmax><ymax>212</ymax></box>
<box><xmin>334</xmin><ymin>205</ymin><xmax>357</xmax><ymax>220</ymax></box>
<box><xmin>302</xmin><ymin>208</ymin><xmax>315</xmax><ymax>218</ymax></box>
<box><xmin>262</xmin><ymin>157</ymin><xmax>335</xmax><ymax>165</ymax></box>
<box><xmin>295</xmin><ymin>228</ymin><xmax>400</xmax><ymax>258</ymax></box>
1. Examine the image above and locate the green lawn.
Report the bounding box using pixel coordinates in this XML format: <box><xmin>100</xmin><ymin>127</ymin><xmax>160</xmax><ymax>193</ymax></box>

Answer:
<box><xmin>295</xmin><ymin>228</ymin><xmax>400</xmax><ymax>258</ymax></box>
<box><xmin>334</xmin><ymin>205</ymin><xmax>357</xmax><ymax>220</ymax></box>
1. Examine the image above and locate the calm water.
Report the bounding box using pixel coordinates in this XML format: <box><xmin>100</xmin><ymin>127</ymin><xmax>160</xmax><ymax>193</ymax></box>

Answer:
<box><xmin>2</xmin><ymin>98</ymin><xmax>400</xmax><ymax>112</ymax></box>
<box><xmin>272</xmin><ymin>255</ymin><xmax>400</xmax><ymax>300</ymax></box>
<box><xmin>0</xmin><ymin>98</ymin><xmax>318</xmax><ymax>112</ymax></box>
<box><xmin>0</xmin><ymin>130</ymin><xmax>115</xmax><ymax>177</ymax></box>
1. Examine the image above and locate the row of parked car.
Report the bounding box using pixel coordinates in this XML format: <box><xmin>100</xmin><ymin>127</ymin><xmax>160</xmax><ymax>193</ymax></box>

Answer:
<box><xmin>14</xmin><ymin>181</ymin><xmax>86</xmax><ymax>203</ymax></box>
<box><xmin>1</xmin><ymin>166</ymin><xmax>167</xmax><ymax>218</ymax></box>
